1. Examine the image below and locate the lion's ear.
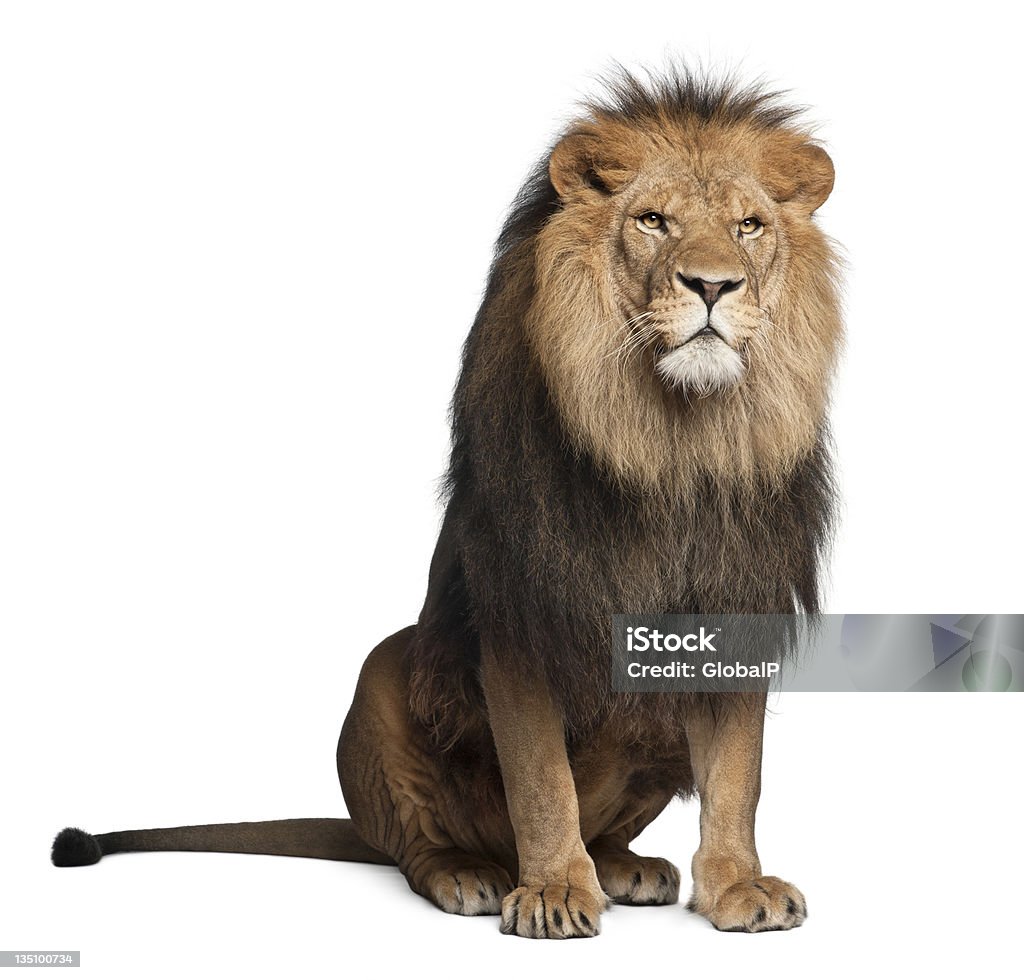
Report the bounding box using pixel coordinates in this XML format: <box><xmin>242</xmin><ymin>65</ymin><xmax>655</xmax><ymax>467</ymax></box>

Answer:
<box><xmin>762</xmin><ymin>142</ymin><xmax>835</xmax><ymax>213</ymax></box>
<box><xmin>549</xmin><ymin>130</ymin><xmax>637</xmax><ymax>199</ymax></box>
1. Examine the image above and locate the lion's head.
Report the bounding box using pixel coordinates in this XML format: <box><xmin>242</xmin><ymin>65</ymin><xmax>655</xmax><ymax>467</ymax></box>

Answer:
<box><xmin>523</xmin><ymin>70</ymin><xmax>842</xmax><ymax>492</ymax></box>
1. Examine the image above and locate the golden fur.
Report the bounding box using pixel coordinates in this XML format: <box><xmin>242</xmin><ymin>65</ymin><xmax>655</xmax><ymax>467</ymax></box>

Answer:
<box><xmin>529</xmin><ymin>101</ymin><xmax>842</xmax><ymax>492</ymax></box>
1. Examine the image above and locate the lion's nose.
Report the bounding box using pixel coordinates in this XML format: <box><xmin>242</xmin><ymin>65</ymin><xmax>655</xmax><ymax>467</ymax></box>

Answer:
<box><xmin>675</xmin><ymin>274</ymin><xmax>744</xmax><ymax>310</ymax></box>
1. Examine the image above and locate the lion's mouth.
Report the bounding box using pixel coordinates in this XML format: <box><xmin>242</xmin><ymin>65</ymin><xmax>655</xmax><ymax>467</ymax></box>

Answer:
<box><xmin>686</xmin><ymin>324</ymin><xmax>723</xmax><ymax>344</ymax></box>
<box><xmin>654</xmin><ymin>324</ymin><xmax>724</xmax><ymax>361</ymax></box>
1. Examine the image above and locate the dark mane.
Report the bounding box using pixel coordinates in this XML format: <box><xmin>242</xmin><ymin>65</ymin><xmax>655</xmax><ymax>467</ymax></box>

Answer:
<box><xmin>407</xmin><ymin>67</ymin><xmax>838</xmax><ymax>755</ymax></box>
<box><xmin>492</xmin><ymin>161</ymin><xmax>560</xmax><ymax>265</ymax></box>
<box><xmin>588</xmin><ymin>63</ymin><xmax>805</xmax><ymax>130</ymax></box>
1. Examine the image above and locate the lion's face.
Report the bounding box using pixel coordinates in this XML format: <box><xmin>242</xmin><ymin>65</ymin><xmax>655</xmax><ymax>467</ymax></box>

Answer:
<box><xmin>527</xmin><ymin>108</ymin><xmax>840</xmax><ymax>489</ymax></box>
<box><xmin>610</xmin><ymin>160</ymin><xmax>786</xmax><ymax>394</ymax></box>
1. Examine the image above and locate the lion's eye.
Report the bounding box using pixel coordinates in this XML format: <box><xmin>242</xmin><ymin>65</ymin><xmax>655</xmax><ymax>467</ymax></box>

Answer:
<box><xmin>738</xmin><ymin>217</ymin><xmax>764</xmax><ymax>238</ymax></box>
<box><xmin>637</xmin><ymin>211</ymin><xmax>665</xmax><ymax>231</ymax></box>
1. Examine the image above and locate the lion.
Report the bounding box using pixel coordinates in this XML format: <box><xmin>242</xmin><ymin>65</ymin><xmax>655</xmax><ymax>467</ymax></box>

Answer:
<box><xmin>52</xmin><ymin>67</ymin><xmax>841</xmax><ymax>938</ymax></box>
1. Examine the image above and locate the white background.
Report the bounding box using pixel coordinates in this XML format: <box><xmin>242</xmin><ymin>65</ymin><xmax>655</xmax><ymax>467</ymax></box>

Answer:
<box><xmin>1</xmin><ymin>1</ymin><xmax>1021</xmax><ymax>977</ymax></box>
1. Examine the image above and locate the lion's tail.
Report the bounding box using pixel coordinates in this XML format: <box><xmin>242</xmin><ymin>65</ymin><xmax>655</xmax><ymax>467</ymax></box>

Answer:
<box><xmin>50</xmin><ymin>818</ymin><xmax>395</xmax><ymax>867</ymax></box>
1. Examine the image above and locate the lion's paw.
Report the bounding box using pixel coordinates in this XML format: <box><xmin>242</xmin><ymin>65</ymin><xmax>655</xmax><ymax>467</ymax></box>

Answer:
<box><xmin>424</xmin><ymin>861</ymin><xmax>513</xmax><ymax>916</ymax></box>
<box><xmin>594</xmin><ymin>851</ymin><xmax>680</xmax><ymax>906</ymax></box>
<box><xmin>691</xmin><ymin>875</ymin><xmax>807</xmax><ymax>933</ymax></box>
<box><xmin>500</xmin><ymin>882</ymin><xmax>609</xmax><ymax>939</ymax></box>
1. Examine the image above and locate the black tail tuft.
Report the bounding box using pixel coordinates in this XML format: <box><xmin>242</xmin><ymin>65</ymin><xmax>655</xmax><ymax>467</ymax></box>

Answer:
<box><xmin>52</xmin><ymin>827</ymin><xmax>103</xmax><ymax>867</ymax></box>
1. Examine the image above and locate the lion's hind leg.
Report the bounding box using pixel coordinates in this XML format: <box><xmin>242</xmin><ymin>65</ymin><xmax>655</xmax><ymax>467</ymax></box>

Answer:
<box><xmin>578</xmin><ymin>768</ymin><xmax>683</xmax><ymax>908</ymax></box>
<box><xmin>338</xmin><ymin>627</ymin><xmax>515</xmax><ymax>918</ymax></box>
<box><xmin>589</xmin><ymin>836</ymin><xmax>681</xmax><ymax>906</ymax></box>
<box><xmin>405</xmin><ymin>847</ymin><xmax>513</xmax><ymax>916</ymax></box>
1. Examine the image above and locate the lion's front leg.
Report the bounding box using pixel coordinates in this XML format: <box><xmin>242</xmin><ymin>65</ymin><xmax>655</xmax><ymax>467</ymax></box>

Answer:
<box><xmin>480</xmin><ymin>645</ymin><xmax>609</xmax><ymax>939</ymax></box>
<box><xmin>685</xmin><ymin>692</ymin><xmax>807</xmax><ymax>932</ymax></box>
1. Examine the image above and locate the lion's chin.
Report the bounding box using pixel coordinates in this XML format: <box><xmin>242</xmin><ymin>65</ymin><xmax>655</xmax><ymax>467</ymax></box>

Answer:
<box><xmin>655</xmin><ymin>339</ymin><xmax>746</xmax><ymax>395</ymax></box>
